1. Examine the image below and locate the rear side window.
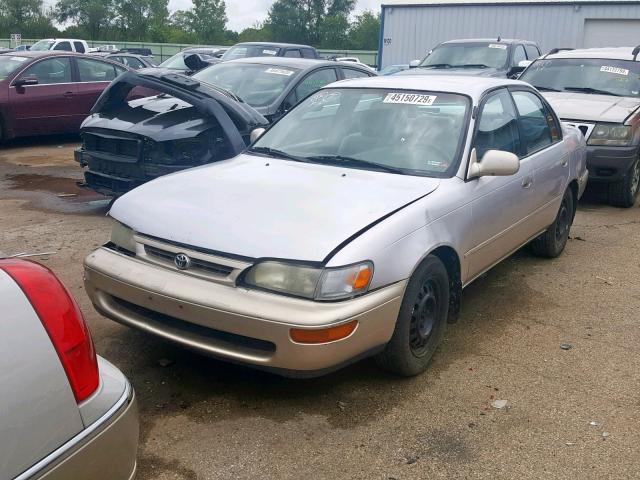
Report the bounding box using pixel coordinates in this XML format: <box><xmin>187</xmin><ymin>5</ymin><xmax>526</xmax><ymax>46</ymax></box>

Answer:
<box><xmin>475</xmin><ymin>89</ymin><xmax>521</xmax><ymax>158</ymax></box>
<box><xmin>342</xmin><ymin>68</ymin><xmax>371</xmax><ymax>79</ymax></box>
<box><xmin>294</xmin><ymin>68</ymin><xmax>338</xmax><ymax>102</ymax></box>
<box><xmin>301</xmin><ymin>49</ymin><xmax>316</xmax><ymax>59</ymax></box>
<box><xmin>74</xmin><ymin>41</ymin><xmax>86</xmax><ymax>53</ymax></box>
<box><xmin>512</xmin><ymin>91</ymin><xmax>554</xmax><ymax>153</ymax></box>
<box><xmin>54</xmin><ymin>41</ymin><xmax>72</xmax><ymax>52</ymax></box>
<box><xmin>525</xmin><ymin>45</ymin><xmax>540</xmax><ymax>60</ymax></box>
<box><xmin>77</xmin><ymin>58</ymin><xmax>118</xmax><ymax>82</ymax></box>
<box><xmin>284</xmin><ymin>49</ymin><xmax>301</xmax><ymax>58</ymax></box>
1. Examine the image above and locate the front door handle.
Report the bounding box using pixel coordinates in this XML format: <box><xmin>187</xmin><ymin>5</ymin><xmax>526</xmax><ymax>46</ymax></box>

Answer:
<box><xmin>561</xmin><ymin>157</ymin><xmax>569</xmax><ymax>168</ymax></box>
<box><xmin>521</xmin><ymin>176</ymin><xmax>533</xmax><ymax>189</ymax></box>
<box><xmin>64</xmin><ymin>91</ymin><xmax>74</xmax><ymax>97</ymax></box>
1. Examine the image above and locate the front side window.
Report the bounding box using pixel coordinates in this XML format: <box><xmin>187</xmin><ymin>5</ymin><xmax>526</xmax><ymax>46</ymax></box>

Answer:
<box><xmin>193</xmin><ymin>63</ymin><xmax>300</xmax><ymax>107</ymax></box>
<box><xmin>251</xmin><ymin>88</ymin><xmax>471</xmax><ymax>177</ymax></box>
<box><xmin>342</xmin><ymin>68</ymin><xmax>371</xmax><ymax>79</ymax></box>
<box><xmin>474</xmin><ymin>89</ymin><xmax>520</xmax><ymax>159</ymax></box>
<box><xmin>53</xmin><ymin>41</ymin><xmax>72</xmax><ymax>52</ymax></box>
<box><xmin>20</xmin><ymin>58</ymin><xmax>72</xmax><ymax>85</ymax></box>
<box><xmin>284</xmin><ymin>49</ymin><xmax>301</xmax><ymax>58</ymax></box>
<box><xmin>512</xmin><ymin>91</ymin><xmax>554</xmax><ymax>153</ymax></box>
<box><xmin>420</xmin><ymin>42</ymin><xmax>509</xmax><ymax>70</ymax></box>
<box><xmin>520</xmin><ymin>58</ymin><xmax>640</xmax><ymax>97</ymax></box>
<box><xmin>77</xmin><ymin>58</ymin><xmax>118</xmax><ymax>82</ymax></box>
<box><xmin>74</xmin><ymin>41</ymin><xmax>86</xmax><ymax>53</ymax></box>
<box><xmin>294</xmin><ymin>69</ymin><xmax>338</xmax><ymax>102</ymax></box>
<box><xmin>159</xmin><ymin>53</ymin><xmax>188</xmax><ymax>70</ymax></box>
<box><xmin>30</xmin><ymin>40</ymin><xmax>55</xmax><ymax>51</ymax></box>
<box><xmin>513</xmin><ymin>45</ymin><xmax>526</xmax><ymax>66</ymax></box>
<box><xmin>123</xmin><ymin>56</ymin><xmax>144</xmax><ymax>69</ymax></box>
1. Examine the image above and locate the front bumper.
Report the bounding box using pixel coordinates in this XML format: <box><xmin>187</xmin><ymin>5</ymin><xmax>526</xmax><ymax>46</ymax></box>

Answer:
<box><xmin>84</xmin><ymin>247</ymin><xmax>406</xmax><ymax>376</ymax></box>
<box><xmin>586</xmin><ymin>144</ymin><xmax>639</xmax><ymax>181</ymax></box>
<box><xmin>19</xmin><ymin>358</ymin><xmax>138</xmax><ymax>480</ymax></box>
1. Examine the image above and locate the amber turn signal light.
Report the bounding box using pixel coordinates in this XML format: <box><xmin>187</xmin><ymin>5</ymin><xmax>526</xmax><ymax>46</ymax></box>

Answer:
<box><xmin>290</xmin><ymin>320</ymin><xmax>358</xmax><ymax>344</ymax></box>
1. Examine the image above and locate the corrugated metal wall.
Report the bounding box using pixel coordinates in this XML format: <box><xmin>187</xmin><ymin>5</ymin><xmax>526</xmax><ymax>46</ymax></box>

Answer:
<box><xmin>379</xmin><ymin>3</ymin><xmax>640</xmax><ymax>67</ymax></box>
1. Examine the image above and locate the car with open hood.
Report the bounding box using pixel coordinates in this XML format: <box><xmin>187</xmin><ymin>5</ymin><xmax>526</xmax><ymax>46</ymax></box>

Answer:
<box><xmin>76</xmin><ymin>58</ymin><xmax>375</xmax><ymax>196</ymax></box>
<box><xmin>399</xmin><ymin>38</ymin><xmax>541</xmax><ymax>79</ymax></box>
<box><xmin>83</xmin><ymin>75</ymin><xmax>587</xmax><ymax>378</ymax></box>
<box><xmin>520</xmin><ymin>46</ymin><xmax>640</xmax><ymax>207</ymax></box>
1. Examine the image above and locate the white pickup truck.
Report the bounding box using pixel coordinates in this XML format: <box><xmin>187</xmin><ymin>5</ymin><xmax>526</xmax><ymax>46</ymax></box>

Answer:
<box><xmin>30</xmin><ymin>38</ymin><xmax>90</xmax><ymax>54</ymax></box>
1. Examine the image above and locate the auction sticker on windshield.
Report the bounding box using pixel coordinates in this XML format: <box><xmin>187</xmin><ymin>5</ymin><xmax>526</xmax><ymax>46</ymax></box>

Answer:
<box><xmin>383</xmin><ymin>93</ymin><xmax>437</xmax><ymax>105</ymax></box>
<box><xmin>263</xmin><ymin>49</ymin><xmax>278</xmax><ymax>55</ymax></box>
<box><xmin>489</xmin><ymin>44</ymin><xmax>508</xmax><ymax>49</ymax></box>
<box><xmin>600</xmin><ymin>66</ymin><xmax>629</xmax><ymax>76</ymax></box>
<box><xmin>265</xmin><ymin>68</ymin><xmax>294</xmax><ymax>76</ymax></box>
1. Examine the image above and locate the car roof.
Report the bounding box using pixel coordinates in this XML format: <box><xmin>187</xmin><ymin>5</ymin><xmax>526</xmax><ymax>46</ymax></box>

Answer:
<box><xmin>442</xmin><ymin>38</ymin><xmax>538</xmax><ymax>45</ymax></box>
<box><xmin>545</xmin><ymin>47</ymin><xmax>639</xmax><ymax>61</ymax></box>
<box><xmin>323</xmin><ymin>75</ymin><xmax>526</xmax><ymax>100</ymax></box>
<box><xmin>232</xmin><ymin>42</ymin><xmax>316</xmax><ymax>50</ymax></box>
<box><xmin>222</xmin><ymin>56</ymin><xmax>370</xmax><ymax>71</ymax></box>
<box><xmin>36</xmin><ymin>38</ymin><xmax>85</xmax><ymax>42</ymax></box>
<box><xmin>0</xmin><ymin>51</ymin><xmax>84</xmax><ymax>59</ymax></box>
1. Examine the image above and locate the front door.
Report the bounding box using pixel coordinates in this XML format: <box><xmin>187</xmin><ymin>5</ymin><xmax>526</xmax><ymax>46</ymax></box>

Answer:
<box><xmin>8</xmin><ymin>57</ymin><xmax>77</xmax><ymax>136</ymax></box>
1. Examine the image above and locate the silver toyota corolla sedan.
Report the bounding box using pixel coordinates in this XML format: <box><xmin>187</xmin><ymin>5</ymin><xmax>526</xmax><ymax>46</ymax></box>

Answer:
<box><xmin>0</xmin><ymin>258</ymin><xmax>138</xmax><ymax>479</ymax></box>
<box><xmin>83</xmin><ymin>75</ymin><xmax>588</xmax><ymax>377</ymax></box>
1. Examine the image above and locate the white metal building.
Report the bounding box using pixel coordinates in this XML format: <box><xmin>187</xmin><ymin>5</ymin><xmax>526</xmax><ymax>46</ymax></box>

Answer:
<box><xmin>378</xmin><ymin>0</ymin><xmax>640</xmax><ymax>68</ymax></box>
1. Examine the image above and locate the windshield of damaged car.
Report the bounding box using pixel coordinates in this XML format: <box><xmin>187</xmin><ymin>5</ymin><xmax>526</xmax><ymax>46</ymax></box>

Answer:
<box><xmin>221</xmin><ymin>45</ymin><xmax>281</xmax><ymax>61</ymax></box>
<box><xmin>159</xmin><ymin>52</ymin><xmax>191</xmax><ymax>70</ymax></box>
<box><xmin>193</xmin><ymin>63</ymin><xmax>300</xmax><ymax>107</ymax></box>
<box><xmin>0</xmin><ymin>56</ymin><xmax>29</xmax><ymax>80</ymax></box>
<box><xmin>520</xmin><ymin>58</ymin><xmax>640</xmax><ymax>97</ymax></box>
<box><xmin>420</xmin><ymin>42</ymin><xmax>509</xmax><ymax>69</ymax></box>
<box><xmin>250</xmin><ymin>88</ymin><xmax>470</xmax><ymax>177</ymax></box>
<box><xmin>30</xmin><ymin>40</ymin><xmax>55</xmax><ymax>51</ymax></box>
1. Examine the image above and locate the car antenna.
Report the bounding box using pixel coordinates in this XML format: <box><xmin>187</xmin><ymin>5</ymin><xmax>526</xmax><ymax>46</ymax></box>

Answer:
<box><xmin>633</xmin><ymin>45</ymin><xmax>640</xmax><ymax>61</ymax></box>
<box><xmin>497</xmin><ymin>35</ymin><xmax>501</xmax><ymax>42</ymax></box>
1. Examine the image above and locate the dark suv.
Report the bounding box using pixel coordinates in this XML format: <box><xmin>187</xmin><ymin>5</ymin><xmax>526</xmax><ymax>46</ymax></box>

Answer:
<box><xmin>399</xmin><ymin>38</ymin><xmax>541</xmax><ymax>78</ymax></box>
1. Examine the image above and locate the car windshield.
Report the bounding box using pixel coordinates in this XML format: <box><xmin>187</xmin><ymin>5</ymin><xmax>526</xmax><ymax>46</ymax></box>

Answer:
<box><xmin>193</xmin><ymin>63</ymin><xmax>300</xmax><ymax>107</ymax></box>
<box><xmin>0</xmin><ymin>55</ymin><xmax>29</xmax><ymax>80</ymax></box>
<box><xmin>30</xmin><ymin>40</ymin><xmax>55</xmax><ymax>51</ymax></box>
<box><xmin>520</xmin><ymin>58</ymin><xmax>640</xmax><ymax>97</ymax></box>
<box><xmin>420</xmin><ymin>42</ymin><xmax>509</xmax><ymax>69</ymax></box>
<box><xmin>159</xmin><ymin>53</ymin><xmax>189</xmax><ymax>70</ymax></box>
<box><xmin>221</xmin><ymin>45</ymin><xmax>281</xmax><ymax>61</ymax></box>
<box><xmin>251</xmin><ymin>88</ymin><xmax>470</xmax><ymax>177</ymax></box>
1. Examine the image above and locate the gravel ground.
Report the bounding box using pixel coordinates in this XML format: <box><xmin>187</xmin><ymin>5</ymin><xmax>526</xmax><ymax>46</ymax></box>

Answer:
<box><xmin>1</xmin><ymin>136</ymin><xmax>639</xmax><ymax>480</ymax></box>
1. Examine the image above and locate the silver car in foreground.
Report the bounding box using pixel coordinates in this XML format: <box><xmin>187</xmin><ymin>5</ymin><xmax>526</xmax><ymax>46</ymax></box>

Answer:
<box><xmin>0</xmin><ymin>259</ymin><xmax>138</xmax><ymax>479</ymax></box>
<box><xmin>84</xmin><ymin>75</ymin><xmax>587</xmax><ymax>377</ymax></box>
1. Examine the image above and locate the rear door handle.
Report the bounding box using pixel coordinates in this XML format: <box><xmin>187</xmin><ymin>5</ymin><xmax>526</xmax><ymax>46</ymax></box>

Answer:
<box><xmin>64</xmin><ymin>91</ymin><xmax>74</xmax><ymax>97</ymax></box>
<box><xmin>561</xmin><ymin>158</ymin><xmax>569</xmax><ymax>168</ymax></box>
<box><xmin>521</xmin><ymin>176</ymin><xmax>533</xmax><ymax>189</ymax></box>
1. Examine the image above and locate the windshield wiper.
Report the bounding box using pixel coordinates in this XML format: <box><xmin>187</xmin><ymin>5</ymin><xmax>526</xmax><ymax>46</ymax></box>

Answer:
<box><xmin>452</xmin><ymin>64</ymin><xmax>490</xmax><ymax>69</ymax></box>
<box><xmin>564</xmin><ymin>86</ymin><xmax>621</xmax><ymax>97</ymax></box>
<box><xmin>249</xmin><ymin>146</ymin><xmax>312</xmax><ymax>163</ymax></box>
<box><xmin>421</xmin><ymin>63</ymin><xmax>453</xmax><ymax>69</ymax></box>
<box><xmin>534</xmin><ymin>86</ymin><xmax>561</xmax><ymax>92</ymax></box>
<box><xmin>305</xmin><ymin>155</ymin><xmax>406</xmax><ymax>174</ymax></box>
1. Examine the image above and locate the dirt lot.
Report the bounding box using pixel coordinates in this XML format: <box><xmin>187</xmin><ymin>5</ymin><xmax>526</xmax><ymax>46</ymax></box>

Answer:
<box><xmin>1</xmin><ymin>137</ymin><xmax>639</xmax><ymax>480</ymax></box>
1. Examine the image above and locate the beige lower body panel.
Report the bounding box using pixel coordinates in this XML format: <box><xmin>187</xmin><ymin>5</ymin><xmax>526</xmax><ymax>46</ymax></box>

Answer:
<box><xmin>84</xmin><ymin>248</ymin><xmax>406</xmax><ymax>374</ymax></box>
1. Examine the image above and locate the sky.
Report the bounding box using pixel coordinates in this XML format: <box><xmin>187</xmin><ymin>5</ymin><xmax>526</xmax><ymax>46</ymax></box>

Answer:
<box><xmin>168</xmin><ymin>0</ymin><xmax>382</xmax><ymax>31</ymax></box>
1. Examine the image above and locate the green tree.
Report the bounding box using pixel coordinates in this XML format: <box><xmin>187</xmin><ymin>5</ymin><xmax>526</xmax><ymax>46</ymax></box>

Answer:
<box><xmin>239</xmin><ymin>22</ymin><xmax>273</xmax><ymax>43</ymax></box>
<box><xmin>0</xmin><ymin>0</ymin><xmax>58</xmax><ymax>38</ymax></box>
<box><xmin>55</xmin><ymin>0</ymin><xmax>116</xmax><ymax>39</ymax></box>
<box><xmin>114</xmin><ymin>0</ymin><xmax>169</xmax><ymax>41</ymax></box>
<box><xmin>318</xmin><ymin>14</ymin><xmax>349</xmax><ymax>48</ymax></box>
<box><xmin>178</xmin><ymin>0</ymin><xmax>228</xmax><ymax>44</ymax></box>
<box><xmin>348</xmin><ymin>10</ymin><xmax>379</xmax><ymax>50</ymax></box>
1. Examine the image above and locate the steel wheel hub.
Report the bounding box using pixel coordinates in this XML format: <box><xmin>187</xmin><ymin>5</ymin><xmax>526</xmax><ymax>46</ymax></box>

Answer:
<box><xmin>409</xmin><ymin>280</ymin><xmax>439</xmax><ymax>356</ymax></box>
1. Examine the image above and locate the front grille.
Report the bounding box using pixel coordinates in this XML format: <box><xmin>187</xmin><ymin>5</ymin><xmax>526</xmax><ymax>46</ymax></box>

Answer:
<box><xmin>145</xmin><ymin>245</ymin><xmax>234</xmax><ymax>277</ymax></box>
<box><xmin>83</xmin><ymin>130</ymin><xmax>141</xmax><ymax>161</ymax></box>
<box><xmin>111</xmin><ymin>296</ymin><xmax>276</xmax><ymax>354</ymax></box>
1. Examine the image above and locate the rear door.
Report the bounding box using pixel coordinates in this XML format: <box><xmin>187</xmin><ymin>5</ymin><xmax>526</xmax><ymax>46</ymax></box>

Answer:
<box><xmin>8</xmin><ymin>56</ymin><xmax>77</xmax><ymax>135</ymax></box>
<box><xmin>74</xmin><ymin>57</ymin><xmax>126</xmax><ymax>123</ymax></box>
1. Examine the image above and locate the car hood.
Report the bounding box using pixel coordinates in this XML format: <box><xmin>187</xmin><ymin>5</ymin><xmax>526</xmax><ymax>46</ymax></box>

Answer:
<box><xmin>397</xmin><ymin>67</ymin><xmax>504</xmax><ymax>77</ymax></box>
<box><xmin>110</xmin><ymin>154</ymin><xmax>440</xmax><ymax>262</ymax></box>
<box><xmin>541</xmin><ymin>92</ymin><xmax>640</xmax><ymax>123</ymax></box>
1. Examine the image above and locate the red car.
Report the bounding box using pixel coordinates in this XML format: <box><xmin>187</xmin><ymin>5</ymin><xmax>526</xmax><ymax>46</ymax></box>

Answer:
<box><xmin>0</xmin><ymin>51</ymin><xmax>130</xmax><ymax>141</ymax></box>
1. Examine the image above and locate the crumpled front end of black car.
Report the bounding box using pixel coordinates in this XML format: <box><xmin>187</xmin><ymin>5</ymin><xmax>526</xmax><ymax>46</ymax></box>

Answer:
<box><xmin>76</xmin><ymin>70</ymin><xmax>268</xmax><ymax>197</ymax></box>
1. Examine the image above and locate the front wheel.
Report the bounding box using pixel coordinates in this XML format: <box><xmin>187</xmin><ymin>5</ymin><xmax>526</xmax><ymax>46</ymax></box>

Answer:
<box><xmin>530</xmin><ymin>187</ymin><xmax>574</xmax><ymax>258</ymax></box>
<box><xmin>608</xmin><ymin>157</ymin><xmax>640</xmax><ymax>208</ymax></box>
<box><xmin>375</xmin><ymin>255</ymin><xmax>449</xmax><ymax>376</ymax></box>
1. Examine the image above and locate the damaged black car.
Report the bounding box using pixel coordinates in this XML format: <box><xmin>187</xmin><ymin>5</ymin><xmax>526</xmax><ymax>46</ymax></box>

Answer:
<box><xmin>75</xmin><ymin>69</ymin><xmax>268</xmax><ymax>196</ymax></box>
<box><xmin>76</xmin><ymin>58</ymin><xmax>375</xmax><ymax>197</ymax></box>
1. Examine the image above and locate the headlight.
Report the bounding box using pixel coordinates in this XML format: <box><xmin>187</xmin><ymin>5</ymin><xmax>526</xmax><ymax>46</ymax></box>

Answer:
<box><xmin>110</xmin><ymin>222</ymin><xmax>136</xmax><ymax>253</ymax></box>
<box><xmin>587</xmin><ymin>123</ymin><xmax>633</xmax><ymax>146</ymax></box>
<box><xmin>243</xmin><ymin>261</ymin><xmax>373</xmax><ymax>301</ymax></box>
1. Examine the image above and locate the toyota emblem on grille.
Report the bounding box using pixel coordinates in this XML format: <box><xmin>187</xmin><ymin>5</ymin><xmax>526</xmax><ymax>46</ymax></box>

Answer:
<box><xmin>174</xmin><ymin>253</ymin><xmax>191</xmax><ymax>270</ymax></box>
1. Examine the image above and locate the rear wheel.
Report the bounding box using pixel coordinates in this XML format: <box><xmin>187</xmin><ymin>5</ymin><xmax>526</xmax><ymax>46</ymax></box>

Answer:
<box><xmin>608</xmin><ymin>157</ymin><xmax>640</xmax><ymax>208</ymax></box>
<box><xmin>530</xmin><ymin>187</ymin><xmax>574</xmax><ymax>258</ymax></box>
<box><xmin>375</xmin><ymin>255</ymin><xmax>449</xmax><ymax>376</ymax></box>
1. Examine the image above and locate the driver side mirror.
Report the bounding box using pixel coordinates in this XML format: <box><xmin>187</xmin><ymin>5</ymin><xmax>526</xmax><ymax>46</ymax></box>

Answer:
<box><xmin>14</xmin><ymin>75</ymin><xmax>38</xmax><ymax>87</ymax></box>
<box><xmin>183</xmin><ymin>53</ymin><xmax>209</xmax><ymax>73</ymax></box>
<box><xmin>409</xmin><ymin>59</ymin><xmax>421</xmax><ymax>69</ymax></box>
<box><xmin>509</xmin><ymin>60</ymin><xmax>532</xmax><ymax>78</ymax></box>
<box><xmin>468</xmin><ymin>148</ymin><xmax>519</xmax><ymax>179</ymax></box>
<box><xmin>250</xmin><ymin>128</ymin><xmax>266</xmax><ymax>143</ymax></box>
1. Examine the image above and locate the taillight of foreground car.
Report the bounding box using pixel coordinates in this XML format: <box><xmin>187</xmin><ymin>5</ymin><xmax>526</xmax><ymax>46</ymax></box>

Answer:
<box><xmin>1</xmin><ymin>259</ymin><xmax>99</xmax><ymax>402</ymax></box>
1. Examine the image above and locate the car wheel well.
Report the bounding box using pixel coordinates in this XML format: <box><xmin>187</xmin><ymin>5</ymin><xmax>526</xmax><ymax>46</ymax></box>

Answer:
<box><xmin>429</xmin><ymin>246</ymin><xmax>461</xmax><ymax>323</ymax></box>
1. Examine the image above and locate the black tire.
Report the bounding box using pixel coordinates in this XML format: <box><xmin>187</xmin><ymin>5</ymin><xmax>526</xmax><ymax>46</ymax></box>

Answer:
<box><xmin>608</xmin><ymin>157</ymin><xmax>640</xmax><ymax>208</ymax></box>
<box><xmin>530</xmin><ymin>188</ymin><xmax>574</xmax><ymax>258</ymax></box>
<box><xmin>375</xmin><ymin>255</ymin><xmax>449</xmax><ymax>376</ymax></box>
